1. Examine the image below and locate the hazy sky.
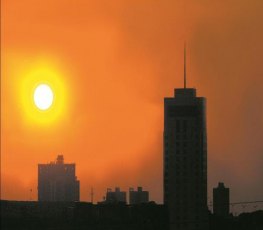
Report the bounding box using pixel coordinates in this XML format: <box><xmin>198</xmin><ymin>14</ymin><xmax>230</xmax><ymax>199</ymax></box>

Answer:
<box><xmin>1</xmin><ymin>0</ymin><xmax>263</xmax><ymax>205</ymax></box>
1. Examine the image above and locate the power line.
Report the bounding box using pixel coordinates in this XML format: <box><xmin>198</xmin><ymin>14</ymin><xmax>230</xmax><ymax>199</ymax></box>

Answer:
<box><xmin>208</xmin><ymin>200</ymin><xmax>263</xmax><ymax>207</ymax></box>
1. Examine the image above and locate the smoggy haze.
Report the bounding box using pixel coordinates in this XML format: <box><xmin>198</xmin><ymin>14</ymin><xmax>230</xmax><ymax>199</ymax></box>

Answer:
<box><xmin>1</xmin><ymin>0</ymin><xmax>263</xmax><ymax>203</ymax></box>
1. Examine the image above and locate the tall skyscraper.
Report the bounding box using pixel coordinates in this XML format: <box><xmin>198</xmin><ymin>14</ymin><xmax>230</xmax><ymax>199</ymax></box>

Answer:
<box><xmin>163</xmin><ymin>53</ymin><xmax>208</xmax><ymax>230</ymax></box>
<box><xmin>213</xmin><ymin>182</ymin><xmax>230</xmax><ymax>217</ymax></box>
<box><xmin>38</xmin><ymin>155</ymin><xmax>80</xmax><ymax>202</ymax></box>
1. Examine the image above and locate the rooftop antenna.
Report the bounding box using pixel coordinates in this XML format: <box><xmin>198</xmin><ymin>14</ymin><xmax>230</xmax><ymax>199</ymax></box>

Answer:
<box><xmin>29</xmin><ymin>188</ymin><xmax>32</xmax><ymax>201</ymax></box>
<box><xmin>184</xmin><ymin>43</ymin><xmax>187</xmax><ymax>89</ymax></box>
<box><xmin>91</xmin><ymin>187</ymin><xmax>94</xmax><ymax>203</ymax></box>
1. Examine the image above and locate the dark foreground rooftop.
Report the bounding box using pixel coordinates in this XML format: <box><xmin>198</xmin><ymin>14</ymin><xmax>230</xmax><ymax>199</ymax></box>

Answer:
<box><xmin>1</xmin><ymin>200</ymin><xmax>168</xmax><ymax>230</ymax></box>
<box><xmin>1</xmin><ymin>200</ymin><xmax>263</xmax><ymax>230</ymax></box>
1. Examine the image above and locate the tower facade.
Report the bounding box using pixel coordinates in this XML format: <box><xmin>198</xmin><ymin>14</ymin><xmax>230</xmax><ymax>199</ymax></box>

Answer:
<box><xmin>164</xmin><ymin>88</ymin><xmax>208</xmax><ymax>230</ymax></box>
<box><xmin>38</xmin><ymin>155</ymin><xmax>80</xmax><ymax>202</ymax></box>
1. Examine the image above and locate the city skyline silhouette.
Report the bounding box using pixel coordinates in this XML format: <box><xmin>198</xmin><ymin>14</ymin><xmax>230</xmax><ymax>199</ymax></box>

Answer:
<box><xmin>1</xmin><ymin>0</ymin><xmax>262</xmax><ymax>216</ymax></box>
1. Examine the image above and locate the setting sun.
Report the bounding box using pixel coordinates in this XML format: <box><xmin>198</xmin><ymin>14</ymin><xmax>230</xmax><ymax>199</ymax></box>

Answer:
<box><xmin>16</xmin><ymin>59</ymin><xmax>69</xmax><ymax>126</ymax></box>
<box><xmin>34</xmin><ymin>84</ymin><xmax>54</xmax><ymax>110</ymax></box>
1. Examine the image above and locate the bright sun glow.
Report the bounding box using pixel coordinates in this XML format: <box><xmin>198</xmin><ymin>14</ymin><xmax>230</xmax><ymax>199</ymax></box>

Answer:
<box><xmin>34</xmin><ymin>84</ymin><xmax>54</xmax><ymax>110</ymax></box>
<box><xmin>17</xmin><ymin>59</ymin><xmax>69</xmax><ymax>125</ymax></box>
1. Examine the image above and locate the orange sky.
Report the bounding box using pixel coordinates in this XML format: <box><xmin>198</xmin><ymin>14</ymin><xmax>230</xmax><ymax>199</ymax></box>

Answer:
<box><xmin>1</xmin><ymin>0</ymin><xmax>263</xmax><ymax>204</ymax></box>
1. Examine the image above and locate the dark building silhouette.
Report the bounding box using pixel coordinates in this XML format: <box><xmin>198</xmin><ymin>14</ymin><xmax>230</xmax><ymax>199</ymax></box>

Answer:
<box><xmin>129</xmin><ymin>187</ymin><xmax>149</xmax><ymax>204</ymax></box>
<box><xmin>164</xmin><ymin>58</ymin><xmax>208</xmax><ymax>229</ymax></box>
<box><xmin>38</xmin><ymin>155</ymin><xmax>80</xmax><ymax>202</ymax></box>
<box><xmin>2</xmin><ymin>200</ymin><xmax>263</xmax><ymax>230</ymax></box>
<box><xmin>1</xmin><ymin>200</ymin><xmax>170</xmax><ymax>230</ymax></box>
<box><xmin>213</xmin><ymin>182</ymin><xmax>230</xmax><ymax>217</ymax></box>
<box><xmin>105</xmin><ymin>187</ymin><xmax>126</xmax><ymax>203</ymax></box>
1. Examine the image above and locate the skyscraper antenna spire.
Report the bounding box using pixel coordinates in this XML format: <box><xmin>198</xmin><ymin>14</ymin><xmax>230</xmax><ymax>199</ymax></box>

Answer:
<box><xmin>184</xmin><ymin>43</ymin><xmax>187</xmax><ymax>89</ymax></box>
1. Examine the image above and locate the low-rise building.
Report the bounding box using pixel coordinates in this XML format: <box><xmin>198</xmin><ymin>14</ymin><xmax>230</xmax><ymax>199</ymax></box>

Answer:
<box><xmin>38</xmin><ymin>155</ymin><xmax>80</xmax><ymax>202</ymax></box>
<box><xmin>105</xmin><ymin>187</ymin><xmax>126</xmax><ymax>204</ymax></box>
<box><xmin>129</xmin><ymin>187</ymin><xmax>149</xmax><ymax>204</ymax></box>
<box><xmin>213</xmin><ymin>182</ymin><xmax>230</xmax><ymax>217</ymax></box>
